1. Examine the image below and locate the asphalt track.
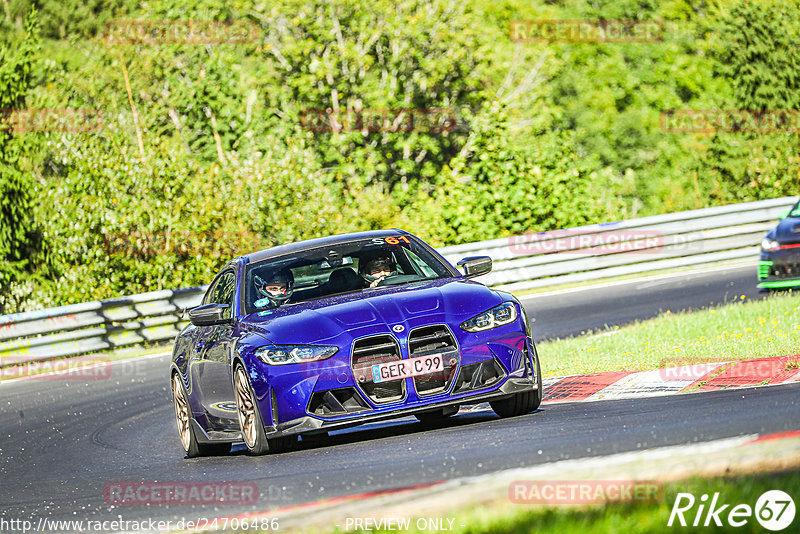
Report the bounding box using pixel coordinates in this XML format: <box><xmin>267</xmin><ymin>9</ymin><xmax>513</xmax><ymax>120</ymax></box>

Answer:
<box><xmin>525</xmin><ymin>264</ymin><xmax>766</xmax><ymax>340</ymax></box>
<box><xmin>2</xmin><ymin>264</ymin><xmax>797</xmax><ymax>529</ymax></box>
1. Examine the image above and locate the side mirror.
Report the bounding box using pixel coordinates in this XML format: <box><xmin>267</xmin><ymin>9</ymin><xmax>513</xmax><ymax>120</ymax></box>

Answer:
<box><xmin>181</xmin><ymin>305</ymin><xmax>198</xmax><ymax>320</ymax></box>
<box><xmin>457</xmin><ymin>256</ymin><xmax>492</xmax><ymax>278</ymax></box>
<box><xmin>188</xmin><ymin>304</ymin><xmax>232</xmax><ymax>327</ymax></box>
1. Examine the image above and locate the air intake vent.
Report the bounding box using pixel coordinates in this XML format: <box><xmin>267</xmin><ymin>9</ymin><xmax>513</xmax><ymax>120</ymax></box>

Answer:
<box><xmin>452</xmin><ymin>359</ymin><xmax>505</xmax><ymax>394</ymax></box>
<box><xmin>351</xmin><ymin>335</ymin><xmax>405</xmax><ymax>403</ymax></box>
<box><xmin>308</xmin><ymin>388</ymin><xmax>370</xmax><ymax>417</ymax></box>
<box><xmin>768</xmin><ymin>262</ymin><xmax>800</xmax><ymax>280</ymax></box>
<box><xmin>408</xmin><ymin>325</ymin><xmax>459</xmax><ymax>396</ymax></box>
<box><xmin>271</xmin><ymin>388</ymin><xmax>279</xmax><ymax>426</ymax></box>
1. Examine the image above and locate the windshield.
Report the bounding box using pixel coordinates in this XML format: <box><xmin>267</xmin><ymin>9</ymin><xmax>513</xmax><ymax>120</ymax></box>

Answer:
<box><xmin>243</xmin><ymin>235</ymin><xmax>456</xmax><ymax>314</ymax></box>
<box><xmin>790</xmin><ymin>201</ymin><xmax>800</xmax><ymax>218</ymax></box>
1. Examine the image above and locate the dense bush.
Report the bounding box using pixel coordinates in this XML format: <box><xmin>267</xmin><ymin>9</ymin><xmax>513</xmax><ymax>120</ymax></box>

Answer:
<box><xmin>0</xmin><ymin>11</ymin><xmax>44</xmax><ymax>311</ymax></box>
<box><xmin>0</xmin><ymin>0</ymin><xmax>798</xmax><ymax>313</ymax></box>
<box><xmin>698</xmin><ymin>0</ymin><xmax>800</xmax><ymax>202</ymax></box>
<box><xmin>1</xmin><ymin>1</ymin><xmax>136</xmax><ymax>38</ymax></box>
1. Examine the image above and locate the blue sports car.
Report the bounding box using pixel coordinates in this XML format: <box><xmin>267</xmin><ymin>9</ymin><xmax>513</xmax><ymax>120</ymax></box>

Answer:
<box><xmin>170</xmin><ymin>230</ymin><xmax>542</xmax><ymax>457</ymax></box>
<box><xmin>758</xmin><ymin>199</ymin><xmax>800</xmax><ymax>289</ymax></box>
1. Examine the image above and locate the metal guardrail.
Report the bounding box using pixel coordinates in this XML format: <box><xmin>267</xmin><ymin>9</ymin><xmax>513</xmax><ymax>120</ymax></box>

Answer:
<box><xmin>0</xmin><ymin>287</ymin><xmax>206</xmax><ymax>367</ymax></box>
<box><xmin>437</xmin><ymin>196</ymin><xmax>797</xmax><ymax>292</ymax></box>
<box><xmin>1</xmin><ymin>197</ymin><xmax>796</xmax><ymax>369</ymax></box>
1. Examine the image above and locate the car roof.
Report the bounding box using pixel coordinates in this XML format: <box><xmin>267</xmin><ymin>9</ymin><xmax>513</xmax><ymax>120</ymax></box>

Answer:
<box><xmin>237</xmin><ymin>229</ymin><xmax>411</xmax><ymax>265</ymax></box>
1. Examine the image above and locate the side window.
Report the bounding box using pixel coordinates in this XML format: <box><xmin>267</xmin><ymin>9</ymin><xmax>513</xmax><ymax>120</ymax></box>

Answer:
<box><xmin>390</xmin><ymin>250</ymin><xmax>407</xmax><ymax>275</ymax></box>
<box><xmin>204</xmin><ymin>270</ymin><xmax>236</xmax><ymax>319</ymax></box>
<box><xmin>202</xmin><ymin>278</ymin><xmax>221</xmax><ymax>305</ymax></box>
<box><xmin>405</xmin><ymin>248</ymin><xmax>437</xmax><ymax>277</ymax></box>
<box><xmin>215</xmin><ymin>272</ymin><xmax>236</xmax><ymax>319</ymax></box>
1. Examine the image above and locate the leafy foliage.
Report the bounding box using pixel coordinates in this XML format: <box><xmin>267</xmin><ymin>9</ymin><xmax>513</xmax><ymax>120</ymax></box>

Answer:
<box><xmin>1</xmin><ymin>1</ymin><xmax>135</xmax><ymax>38</ymax></box>
<box><xmin>254</xmin><ymin>0</ymin><xmax>490</xmax><ymax>196</ymax></box>
<box><xmin>700</xmin><ymin>0</ymin><xmax>800</xmax><ymax>201</ymax></box>
<box><xmin>406</xmin><ymin>102</ymin><xmax>625</xmax><ymax>245</ymax></box>
<box><xmin>714</xmin><ymin>0</ymin><xmax>800</xmax><ymax>111</ymax></box>
<box><xmin>0</xmin><ymin>10</ymin><xmax>42</xmax><ymax>309</ymax></box>
<box><xmin>0</xmin><ymin>0</ymin><xmax>799</xmax><ymax>312</ymax></box>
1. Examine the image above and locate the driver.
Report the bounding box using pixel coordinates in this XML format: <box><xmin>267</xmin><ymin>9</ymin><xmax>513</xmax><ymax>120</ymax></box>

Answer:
<box><xmin>254</xmin><ymin>269</ymin><xmax>294</xmax><ymax>307</ymax></box>
<box><xmin>360</xmin><ymin>255</ymin><xmax>396</xmax><ymax>288</ymax></box>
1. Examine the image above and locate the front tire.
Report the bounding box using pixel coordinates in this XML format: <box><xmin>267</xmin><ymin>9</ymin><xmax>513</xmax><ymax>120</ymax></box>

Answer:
<box><xmin>490</xmin><ymin>345</ymin><xmax>542</xmax><ymax>418</ymax></box>
<box><xmin>234</xmin><ymin>365</ymin><xmax>271</xmax><ymax>455</ymax></box>
<box><xmin>172</xmin><ymin>372</ymin><xmax>231</xmax><ymax>458</ymax></box>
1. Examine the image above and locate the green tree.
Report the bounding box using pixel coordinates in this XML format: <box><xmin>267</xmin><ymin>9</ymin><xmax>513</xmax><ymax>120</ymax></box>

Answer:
<box><xmin>1</xmin><ymin>1</ymin><xmax>135</xmax><ymax>38</ymax></box>
<box><xmin>0</xmin><ymin>9</ymin><xmax>41</xmax><ymax>312</ymax></box>
<box><xmin>715</xmin><ymin>0</ymin><xmax>800</xmax><ymax>110</ymax></box>
<box><xmin>406</xmin><ymin>100</ymin><xmax>624</xmax><ymax>245</ymax></box>
<box><xmin>254</xmin><ymin>0</ymin><xmax>491</xmax><ymax>198</ymax></box>
<box><xmin>542</xmin><ymin>0</ymin><xmax>734</xmax><ymax>214</ymax></box>
<box><xmin>702</xmin><ymin>0</ymin><xmax>800</xmax><ymax>200</ymax></box>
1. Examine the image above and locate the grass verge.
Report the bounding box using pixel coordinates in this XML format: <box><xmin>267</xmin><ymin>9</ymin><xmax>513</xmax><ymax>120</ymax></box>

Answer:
<box><xmin>538</xmin><ymin>290</ymin><xmax>800</xmax><ymax>377</ymax></box>
<box><xmin>320</xmin><ymin>469</ymin><xmax>800</xmax><ymax>534</ymax></box>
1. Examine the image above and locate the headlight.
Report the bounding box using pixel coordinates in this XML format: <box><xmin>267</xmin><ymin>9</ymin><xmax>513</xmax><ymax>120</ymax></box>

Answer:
<box><xmin>461</xmin><ymin>302</ymin><xmax>518</xmax><ymax>332</ymax></box>
<box><xmin>255</xmin><ymin>345</ymin><xmax>338</xmax><ymax>365</ymax></box>
<box><xmin>761</xmin><ymin>237</ymin><xmax>780</xmax><ymax>251</ymax></box>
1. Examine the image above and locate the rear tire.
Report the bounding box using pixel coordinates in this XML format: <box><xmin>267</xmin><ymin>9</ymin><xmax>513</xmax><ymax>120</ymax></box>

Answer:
<box><xmin>414</xmin><ymin>405</ymin><xmax>459</xmax><ymax>423</ymax></box>
<box><xmin>172</xmin><ymin>372</ymin><xmax>232</xmax><ymax>457</ymax></box>
<box><xmin>490</xmin><ymin>346</ymin><xmax>542</xmax><ymax>418</ymax></box>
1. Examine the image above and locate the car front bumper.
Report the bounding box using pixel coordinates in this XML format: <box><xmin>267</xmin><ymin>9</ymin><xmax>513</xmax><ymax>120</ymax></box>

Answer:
<box><xmin>267</xmin><ymin>375</ymin><xmax>538</xmax><ymax>438</ymax></box>
<box><xmin>758</xmin><ymin>255</ymin><xmax>800</xmax><ymax>288</ymax></box>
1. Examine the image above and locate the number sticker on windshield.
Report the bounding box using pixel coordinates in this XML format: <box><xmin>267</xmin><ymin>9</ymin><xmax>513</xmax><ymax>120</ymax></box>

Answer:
<box><xmin>371</xmin><ymin>236</ymin><xmax>411</xmax><ymax>246</ymax></box>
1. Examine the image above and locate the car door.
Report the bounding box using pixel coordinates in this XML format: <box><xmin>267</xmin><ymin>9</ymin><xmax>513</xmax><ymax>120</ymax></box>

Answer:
<box><xmin>191</xmin><ymin>269</ymin><xmax>239</xmax><ymax>431</ymax></box>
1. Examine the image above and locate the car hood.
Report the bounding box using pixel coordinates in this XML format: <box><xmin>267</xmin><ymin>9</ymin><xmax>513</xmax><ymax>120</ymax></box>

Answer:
<box><xmin>239</xmin><ymin>278</ymin><xmax>503</xmax><ymax>344</ymax></box>
<box><xmin>770</xmin><ymin>216</ymin><xmax>800</xmax><ymax>244</ymax></box>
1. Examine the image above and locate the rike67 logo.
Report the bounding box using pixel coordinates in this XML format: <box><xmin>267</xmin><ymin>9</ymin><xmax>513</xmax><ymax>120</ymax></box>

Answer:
<box><xmin>668</xmin><ymin>490</ymin><xmax>796</xmax><ymax>531</ymax></box>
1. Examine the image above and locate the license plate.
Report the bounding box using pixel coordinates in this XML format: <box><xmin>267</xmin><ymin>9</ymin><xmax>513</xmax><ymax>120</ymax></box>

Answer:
<box><xmin>371</xmin><ymin>354</ymin><xmax>445</xmax><ymax>383</ymax></box>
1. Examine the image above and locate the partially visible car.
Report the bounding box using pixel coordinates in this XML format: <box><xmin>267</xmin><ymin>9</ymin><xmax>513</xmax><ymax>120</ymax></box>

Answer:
<box><xmin>758</xmin><ymin>199</ymin><xmax>800</xmax><ymax>289</ymax></box>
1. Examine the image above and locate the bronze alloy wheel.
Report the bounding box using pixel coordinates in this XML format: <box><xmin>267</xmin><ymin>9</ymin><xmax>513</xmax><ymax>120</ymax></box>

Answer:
<box><xmin>233</xmin><ymin>365</ymin><xmax>289</xmax><ymax>454</ymax></box>
<box><xmin>172</xmin><ymin>373</ymin><xmax>192</xmax><ymax>452</ymax></box>
<box><xmin>234</xmin><ymin>366</ymin><xmax>258</xmax><ymax>449</ymax></box>
<box><xmin>172</xmin><ymin>372</ymin><xmax>232</xmax><ymax>457</ymax></box>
